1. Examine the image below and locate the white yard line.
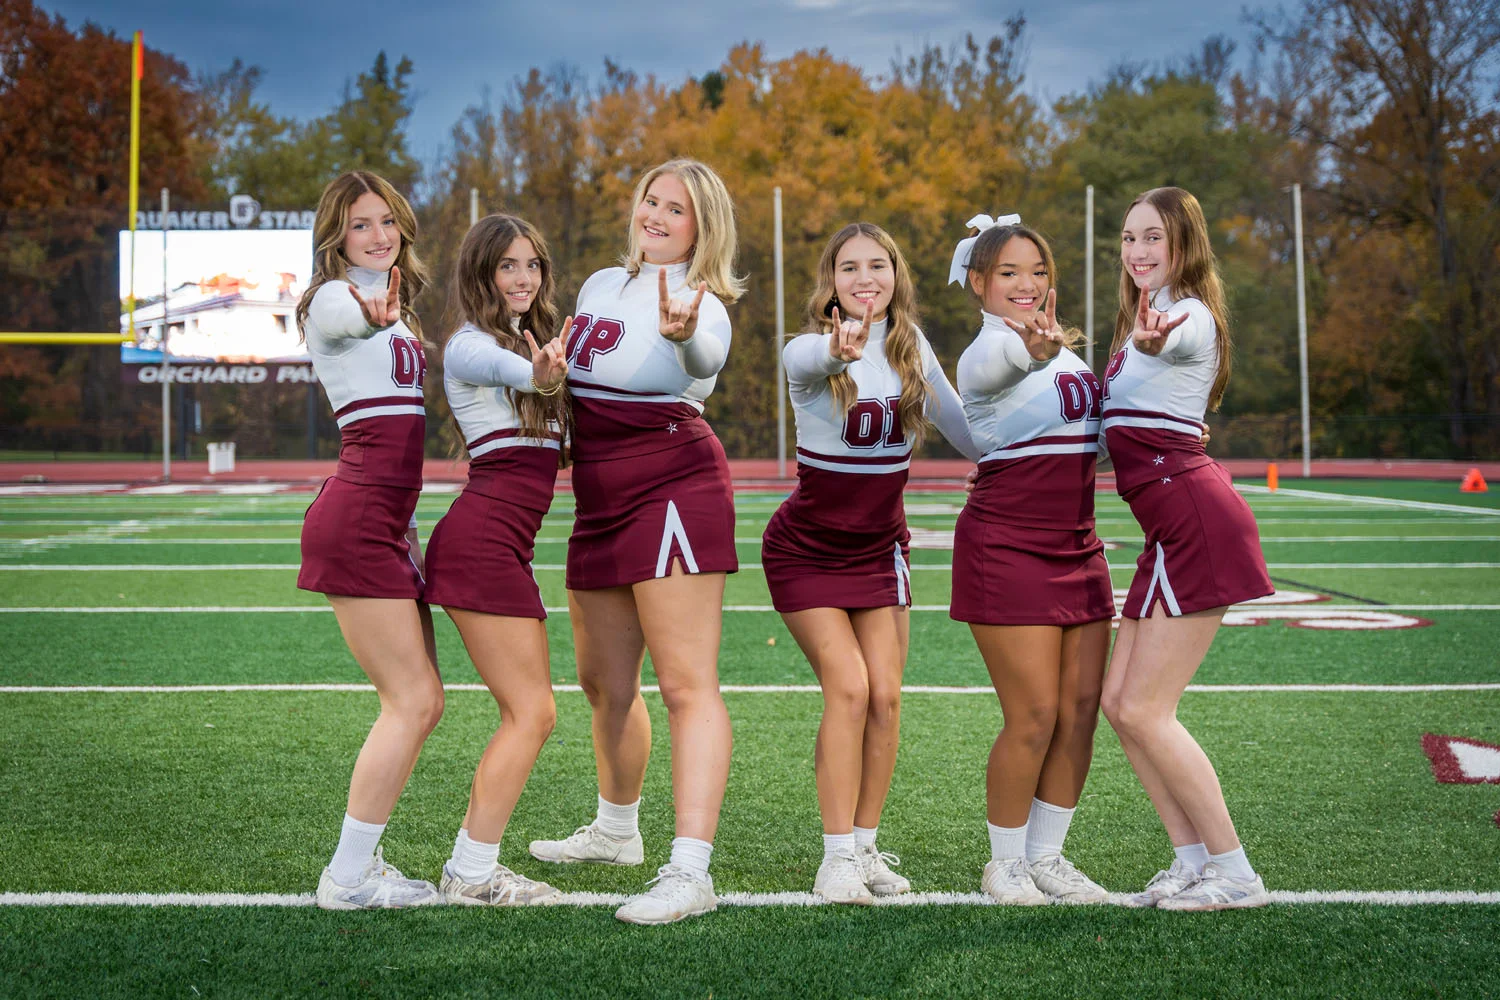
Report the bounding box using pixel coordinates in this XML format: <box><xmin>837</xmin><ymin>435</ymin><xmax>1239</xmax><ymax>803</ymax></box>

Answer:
<box><xmin>3</xmin><ymin>683</ymin><xmax>1497</xmax><ymax>694</ymax></box>
<box><xmin>1</xmin><ymin>889</ymin><xmax>1495</xmax><ymax>908</ymax></box>
<box><xmin>1237</xmin><ymin>484</ymin><xmax>1500</xmax><ymax>516</ymax></box>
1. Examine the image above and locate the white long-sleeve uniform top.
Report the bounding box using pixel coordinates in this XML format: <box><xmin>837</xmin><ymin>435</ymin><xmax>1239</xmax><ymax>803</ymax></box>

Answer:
<box><xmin>775</xmin><ymin>318</ymin><xmax>977</xmax><ymax>538</ymax></box>
<box><xmin>442</xmin><ymin>322</ymin><xmax>561</xmax><ymax>512</ymax></box>
<box><xmin>1100</xmin><ymin>285</ymin><xmax>1215</xmax><ymax>494</ymax></box>
<box><xmin>564</xmin><ymin>261</ymin><xmax>732</xmax><ymax>461</ymax></box>
<box><xmin>301</xmin><ymin>266</ymin><xmax>426</xmax><ymax>488</ymax></box>
<box><xmin>958</xmin><ymin>311</ymin><xmax>1103</xmax><ymax>530</ymax></box>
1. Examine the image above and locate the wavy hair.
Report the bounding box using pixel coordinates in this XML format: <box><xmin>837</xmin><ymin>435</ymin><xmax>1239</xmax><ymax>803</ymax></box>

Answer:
<box><xmin>296</xmin><ymin>171</ymin><xmax>429</xmax><ymax>340</ymax></box>
<box><xmin>444</xmin><ymin>214</ymin><xmax>569</xmax><ymax>445</ymax></box>
<box><xmin>1111</xmin><ymin>186</ymin><xmax>1232</xmax><ymax>410</ymax></box>
<box><xmin>804</xmin><ymin>222</ymin><xmax>931</xmax><ymax>447</ymax></box>
<box><xmin>622</xmin><ymin>159</ymin><xmax>746</xmax><ymax>303</ymax></box>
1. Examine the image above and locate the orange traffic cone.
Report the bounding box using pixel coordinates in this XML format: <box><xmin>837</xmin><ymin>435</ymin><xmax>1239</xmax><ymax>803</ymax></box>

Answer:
<box><xmin>1461</xmin><ymin>468</ymin><xmax>1488</xmax><ymax>493</ymax></box>
<box><xmin>1267</xmin><ymin>463</ymin><xmax>1279</xmax><ymax>492</ymax></box>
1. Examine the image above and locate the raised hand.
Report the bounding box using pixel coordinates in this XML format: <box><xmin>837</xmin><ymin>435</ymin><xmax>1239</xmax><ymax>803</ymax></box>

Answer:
<box><xmin>827</xmin><ymin>305</ymin><xmax>872</xmax><ymax>362</ymax></box>
<box><xmin>524</xmin><ymin>320</ymin><xmax>569</xmax><ymax>392</ymax></box>
<box><xmin>347</xmin><ymin>265</ymin><xmax>403</xmax><ymax>329</ymax></box>
<box><xmin>1001</xmin><ymin>287</ymin><xmax>1066</xmax><ymax>363</ymax></box>
<box><xmin>658</xmin><ymin>267</ymin><xmax>707</xmax><ymax>343</ymax></box>
<box><xmin>1131</xmin><ymin>287</ymin><xmax>1189</xmax><ymax>356</ymax></box>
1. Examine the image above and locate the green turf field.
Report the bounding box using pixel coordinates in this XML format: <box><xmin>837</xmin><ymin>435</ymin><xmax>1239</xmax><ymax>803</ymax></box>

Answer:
<box><xmin>1</xmin><ymin>479</ymin><xmax>1498</xmax><ymax>998</ymax></box>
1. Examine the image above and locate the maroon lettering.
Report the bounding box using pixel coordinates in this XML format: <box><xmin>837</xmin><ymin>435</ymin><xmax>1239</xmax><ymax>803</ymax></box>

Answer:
<box><xmin>567</xmin><ymin>314</ymin><xmax>626</xmax><ymax>372</ymax></box>
<box><xmin>1055</xmin><ymin>371</ymin><xmax>1104</xmax><ymax>422</ymax></box>
<box><xmin>390</xmin><ymin>337</ymin><xmax>425</xmax><ymax>389</ymax></box>
<box><xmin>841</xmin><ymin>396</ymin><xmax>907</xmax><ymax>449</ymax></box>
<box><xmin>1102</xmin><ymin>349</ymin><xmax>1127</xmax><ymax>400</ymax></box>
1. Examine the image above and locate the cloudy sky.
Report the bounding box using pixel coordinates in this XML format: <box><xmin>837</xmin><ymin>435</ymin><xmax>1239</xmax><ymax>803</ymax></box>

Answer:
<box><xmin>42</xmin><ymin>0</ymin><xmax>1250</xmax><ymax>164</ymax></box>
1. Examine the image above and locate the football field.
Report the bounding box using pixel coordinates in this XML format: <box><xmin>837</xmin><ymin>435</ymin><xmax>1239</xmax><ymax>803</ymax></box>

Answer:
<box><xmin>1</xmin><ymin>479</ymin><xmax>1498</xmax><ymax>998</ymax></box>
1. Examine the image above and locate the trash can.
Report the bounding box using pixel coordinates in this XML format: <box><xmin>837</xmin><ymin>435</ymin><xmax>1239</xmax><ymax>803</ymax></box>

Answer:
<box><xmin>207</xmin><ymin>441</ymin><xmax>236</xmax><ymax>474</ymax></box>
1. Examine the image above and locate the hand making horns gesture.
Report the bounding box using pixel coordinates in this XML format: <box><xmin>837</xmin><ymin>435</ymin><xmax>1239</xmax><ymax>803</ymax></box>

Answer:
<box><xmin>658</xmin><ymin>268</ymin><xmax>708</xmax><ymax>343</ymax></box>
<box><xmin>1001</xmin><ymin>287</ymin><xmax>1066</xmax><ymax>363</ymax></box>
<box><xmin>827</xmin><ymin>304</ymin><xmax>872</xmax><ymax>362</ymax></box>
<box><xmin>1131</xmin><ymin>286</ymin><xmax>1189</xmax><ymax>356</ymax></box>
<box><xmin>524</xmin><ymin>318</ymin><xmax>570</xmax><ymax>391</ymax></box>
<box><xmin>347</xmin><ymin>265</ymin><xmax>403</xmax><ymax>329</ymax></box>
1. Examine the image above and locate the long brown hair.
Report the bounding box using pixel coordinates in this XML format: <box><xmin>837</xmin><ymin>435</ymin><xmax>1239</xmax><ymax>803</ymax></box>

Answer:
<box><xmin>444</xmin><ymin>214</ymin><xmax>569</xmax><ymax>444</ymax></box>
<box><xmin>965</xmin><ymin>223</ymin><xmax>1085</xmax><ymax>351</ymax></box>
<box><xmin>804</xmin><ymin>223</ymin><xmax>931</xmax><ymax>447</ymax></box>
<box><xmin>1111</xmin><ymin>187</ymin><xmax>1232</xmax><ymax>410</ymax></box>
<box><xmin>296</xmin><ymin>171</ymin><xmax>429</xmax><ymax>339</ymax></box>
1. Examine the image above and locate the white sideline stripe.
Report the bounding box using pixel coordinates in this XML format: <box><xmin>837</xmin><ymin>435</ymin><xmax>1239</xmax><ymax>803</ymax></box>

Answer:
<box><xmin>5</xmin><ymin>561</ymin><xmax>1496</xmax><ymax>572</ymax></box>
<box><xmin>1</xmin><ymin>889</ymin><xmax>1496</xmax><ymax>908</ymax></box>
<box><xmin>1238</xmin><ymin>484</ymin><xmax>1500</xmax><ymax>516</ymax></box>
<box><xmin>4</xmin><ymin>683</ymin><xmax>1498</xmax><ymax>694</ymax></box>
<box><xmin>3</xmin><ymin>603</ymin><xmax>1500</xmax><ymax>614</ymax></box>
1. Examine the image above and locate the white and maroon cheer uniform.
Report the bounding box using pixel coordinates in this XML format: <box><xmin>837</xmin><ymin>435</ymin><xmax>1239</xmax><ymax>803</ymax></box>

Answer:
<box><xmin>563</xmin><ymin>262</ymin><xmax>737</xmax><ymax>590</ymax></box>
<box><xmin>423</xmin><ymin>323</ymin><xmax>561</xmax><ymax>619</ymax></box>
<box><xmin>762</xmin><ymin>320</ymin><xmax>978</xmax><ymax>613</ymax></box>
<box><xmin>1101</xmin><ymin>286</ymin><xmax>1271</xmax><ymax>618</ymax></box>
<box><xmin>297</xmin><ymin>267</ymin><xmax>428</xmax><ymax>599</ymax></box>
<box><xmin>949</xmin><ymin>312</ymin><xmax>1114</xmax><ymax>627</ymax></box>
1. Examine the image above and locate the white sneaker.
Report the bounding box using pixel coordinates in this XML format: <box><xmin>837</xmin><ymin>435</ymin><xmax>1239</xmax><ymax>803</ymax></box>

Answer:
<box><xmin>814</xmin><ymin>850</ymin><xmax>873</xmax><ymax>905</ymax></box>
<box><xmin>1120</xmin><ymin>858</ymin><xmax>1200</xmax><ymax>909</ymax></box>
<box><xmin>1028</xmin><ymin>853</ymin><xmax>1108</xmax><ymax>903</ymax></box>
<box><xmin>614</xmin><ymin>864</ymin><xmax>717</xmax><ymax>925</ymax></box>
<box><xmin>439</xmin><ymin>862</ymin><xmax>560</xmax><ymax>906</ymax></box>
<box><xmin>981</xmin><ymin>857</ymin><xmax>1048</xmax><ymax>905</ymax></box>
<box><xmin>1156</xmin><ymin>862</ymin><xmax>1269</xmax><ymax>911</ymax></box>
<box><xmin>857</xmin><ymin>844</ymin><xmax>911</xmax><ymax>896</ymax></box>
<box><xmin>529</xmin><ymin>823</ymin><xmax>644</xmax><ymax>866</ymax></box>
<box><xmin>316</xmin><ymin>848</ymin><xmax>439</xmax><ymax>910</ymax></box>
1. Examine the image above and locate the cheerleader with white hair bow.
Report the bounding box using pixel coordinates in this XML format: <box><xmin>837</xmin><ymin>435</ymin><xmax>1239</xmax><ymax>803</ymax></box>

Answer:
<box><xmin>948</xmin><ymin>213</ymin><xmax>1116</xmax><ymax>906</ymax></box>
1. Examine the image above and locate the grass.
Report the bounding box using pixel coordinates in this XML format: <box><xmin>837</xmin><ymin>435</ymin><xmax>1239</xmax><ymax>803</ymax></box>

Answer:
<box><xmin>0</xmin><ymin>481</ymin><xmax>1497</xmax><ymax>997</ymax></box>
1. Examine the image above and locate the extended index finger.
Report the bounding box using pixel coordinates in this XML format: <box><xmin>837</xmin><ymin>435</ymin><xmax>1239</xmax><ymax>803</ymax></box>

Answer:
<box><xmin>523</xmin><ymin>329</ymin><xmax>540</xmax><ymax>355</ymax></box>
<box><xmin>387</xmin><ymin>265</ymin><xmax>401</xmax><ymax>302</ymax></box>
<box><xmin>1044</xmin><ymin>288</ymin><xmax>1057</xmax><ymax>329</ymax></box>
<box><xmin>658</xmin><ymin>267</ymin><xmax>669</xmax><ymax>306</ymax></box>
<box><xmin>860</xmin><ymin>305</ymin><xmax>873</xmax><ymax>335</ymax></box>
<box><xmin>1137</xmin><ymin>287</ymin><xmax>1150</xmax><ymax>326</ymax></box>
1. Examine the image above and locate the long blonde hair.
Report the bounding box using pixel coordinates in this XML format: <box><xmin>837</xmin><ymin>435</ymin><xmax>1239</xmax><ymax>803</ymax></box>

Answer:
<box><xmin>296</xmin><ymin>171</ymin><xmax>429</xmax><ymax>339</ymax></box>
<box><xmin>1111</xmin><ymin>187</ymin><xmax>1232</xmax><ymax>410</ymax></box>
<box><xmin>804</xmin><ymin>223</ymin><xmax>931</xmax><ymax>447</ymax></box>
<box><xmin>444</xmin><ymin>214</ymin><xmax>569</xmax><ymax>444</ymax></box>
<box><xmin>621</xmin><ymin>159</ymin><xmax>746</xmax><ymax>303</ymax></box>
<box><xmin>965</xmin><ymin>223</ymin><xmax>1085</xmax><ymax>350</ymax></box>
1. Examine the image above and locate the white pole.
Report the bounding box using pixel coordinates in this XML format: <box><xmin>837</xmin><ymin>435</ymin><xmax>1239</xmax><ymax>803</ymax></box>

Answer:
<box><xmin>470</xmin><ymin>187</ymin><xmax>479</xmax><ymax>228</ymax></box>
<box><xmin>1294</xmin><ymin>183</ymin><xmax>1311</xmax><ymax>478</ymax></box>
<box><xmin>160</xmin><ymin>188</ymin><xmax>171</xmax><ymax>482</ymax></box>
<box><xmin>774</xmin><ymin>187</ymin><xmax>786</xmax><ymax>479</ymax></box>
<box><xmin>1085</xmin><ymin>185</ymin><xmax>1095</xmax><ymax>369</ymax></box>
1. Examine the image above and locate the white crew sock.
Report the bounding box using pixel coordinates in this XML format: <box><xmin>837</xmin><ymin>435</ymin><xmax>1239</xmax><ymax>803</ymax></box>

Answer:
<box><xmin>328</xmin><ymin>813</ymin><xmax>386</xmax><ymax>886</ymax></box>
<box><xmin>987</xmin><ymin>821</ymin><xmax>1028</xmax><ymax>862</ymax></box>
<box><xmin>852</xmin><ymin>825</ymin><xmax>878</xmax><ymax>849</ymax></box>
<box><xmin>1208</xmin><ymin>846</ymin><xmax>1256</xmax><ymax>881</ymax></box>
<box><xmin>823</xmin><ymin>832</ymin><xmax>857</xmax><ymax>859</ymax></box>
<box><xmin>450</xmin><ymin>828</ymin><xmax>500</xmax><ymax>883</ymax></box>
<box><xmin>595</xmin><ymin>795</ymin><xmax>640</xmax><ymax>840</ymax></box>
<box><xmin>1174</xmin><ymin>842</ymin><xmax>1210</xmax><ymax>875</ymax></box>
<box><xmin>669</xmin><ymin>836</ymin><xmax>713</xmax><ymax>880</ymax></box>
<box><xmin>1024</xmin><ymin>798</ymin><xmax>1076</xmax><ymax>861</ymax></box>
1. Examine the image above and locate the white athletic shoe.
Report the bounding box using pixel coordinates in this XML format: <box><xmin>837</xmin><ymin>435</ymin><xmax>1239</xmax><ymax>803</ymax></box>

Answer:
<box><xmin>814</xmin><ymin>850</ymin><xmax>874</xmax><ymax>905</ymax></box>
<box><xmin>315</xmin><ymin>848</ymin><xmax>440</xmax><ymax>910</ymax></box>
<box><xmin>529</xmin><ymin>823</ymin><xmax>644</xmax><ymax>866</ymax></box>
<box><xmin>439</xmin><ymin>863</ymin><xmax>560</xmax><ymax>906</ymax></box>
<box><xmin>1028</xmin><ymin>853</ymin><xmax>1108</xmax><ymax>903</ymax></box>
<box><xmin>857</xmin><ymin>844</ymin><xmax>911</xmax><ymax>896</ymax></box>
<box><xmin>1120</xmin><ymin>859</ymin><xmax>1200</xmax><ymax>909</ymax></box>
<box><xmin>981</xmin><ymin>857</ymin><xmax>1048</xmax><ymax>905</ymax></box>
<box><xmin>1155</xmin><ymin>863</ymin><xmax>1270</xmax><ymax>911</ymax></box>
<box><xmin>614</xmin><ymin>864</ymin><xmax>717</xmax><ymax>925</ymax></box>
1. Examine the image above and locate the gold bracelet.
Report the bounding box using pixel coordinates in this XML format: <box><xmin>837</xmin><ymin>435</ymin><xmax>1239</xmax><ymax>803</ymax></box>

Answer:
<box><xmin>530</xmin><ymin>375</ymin><xmax>565</xmax><ymax>396</ymax></box>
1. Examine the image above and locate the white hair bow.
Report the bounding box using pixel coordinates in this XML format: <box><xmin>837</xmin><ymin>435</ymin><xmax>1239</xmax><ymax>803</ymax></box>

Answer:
<box><xmin>948</xmin><ymin>213</ymin><xmax>1022</xmax><ymax>285</ymax></box>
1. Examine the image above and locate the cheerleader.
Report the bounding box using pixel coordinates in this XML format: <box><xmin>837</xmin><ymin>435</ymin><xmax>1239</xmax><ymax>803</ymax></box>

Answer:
<box><xmin>947</xmin><ymin>214</ymin><xmax>1114</xmax><ymax>904</ymax></box>
<box><xmin>421</xmin><ymin>215</ymin><xmax>570</xmax><ymax>905</ymax></box>
<box><xmin>1099</xmin><ymin>187</ymin><xmax>1273</xmax><ymax>910</ymax></box>
<box><xmin>297</xmin><ymin>171</ymin><xmax>441</xmax><ymax>909</ymax></box>
<box><xmin>762</xmin><ymin>223</ymin><xmax>979</xmax><ymax>904</ymax></box>
<box><xmin>527</xmin><ymin>159</ymin><xmax>743</xmax><ymax>925</ymax></box>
